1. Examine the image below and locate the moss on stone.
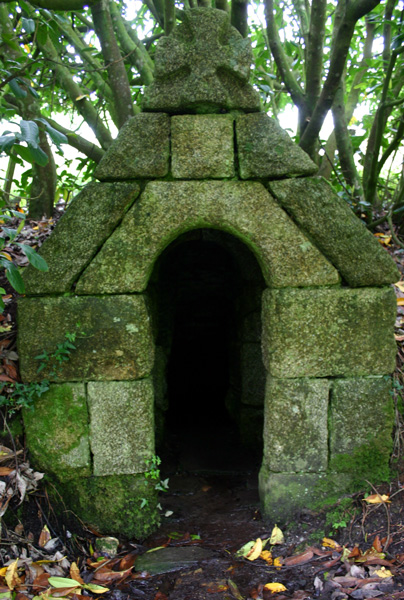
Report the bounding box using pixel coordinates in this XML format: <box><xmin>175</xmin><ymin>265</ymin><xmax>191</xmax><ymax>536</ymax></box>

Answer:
<box><xmin>329</xmin><ymin>377</ymin><xmax>394</xmax><ymax>459</ymax></box>
<box><xmin>95</xmin><ymin>114</ymin><xmax>170</xmax><ymax>181</ymax></box>
<box><xmin>262</xmin><ymin>287</ymin><xmax>397</xmax><ymax>378</ymax></box>
<box><xmin>142</xmin><ymin>9</ymin><xmax>260</xmax><ymax>113</ymax></box>
<box><xmin>263</xmin><ymin>378</ymin><xmax>330</xmax><ymax>471</ymax></box>
<box><xmin>23</xmin><ymin>383</ymin><xmax>90</xmax><ymax>481</ymax></box>
<box><xmin>22</xmin><ymin>182</ymin><xmax>140</xmax><ymax>295</ymax></box>
<box><xmin>269</xmin><ymin>177</ymin><xmax>400</xmax><ymax>286</ymax></box>
<box><xmin>171</xmin><ymin>115</ymin><xmax>235</xmax><ymax>179</ymax></box>
<box><xmin>236</xmin><ymin>114</ymin><xmax>318</xmax><ymax>179</ymax></box>
<box><xmin>259</xmin><ymin>467</ymin><xmax>325</xmax><ymax>522</ymax></box>
<box><xmin>18</xmin><ymin>295</ymin><xmax>154</xmax><ymax>382</ymax></box>
<box><xmin>76</xmin><ymin>181</ymin><xmax>339</xmax><ymax>294</ymax></box>
<box><xmin>88</xmin><ymin>380</ymin><xmax>155</xmax><ymax>476</ymax></box>
<box><xmin>57</xmin><ymin>473</ymin><xmax>160</xmax><ymax>539</ymax></box>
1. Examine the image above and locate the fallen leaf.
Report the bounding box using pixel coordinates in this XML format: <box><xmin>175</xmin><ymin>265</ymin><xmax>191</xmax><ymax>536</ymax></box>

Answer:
<box><xmin>394</xmin><ymin>281</ymin><xmax>404</xmax><ymax>293</ymax></box>
<box><xmin>363</xmin><ymin>494</ymin><xmax>391</xmax><ymax>504</ymax></box>
<box><xmin>397</xmin><ymin>299</ymin><xmax>404</xmax><ymax>306</ymax></box>
<box><xmin>5</xmin><ymin>560</ymin><xmax>21</xmax><ymax>591</ymax></box>
<box><xmin>322</xmin><ymin>537</ymin><xmax>340</xmax><ymax>550</ymax></box>
<box><xmin>374</xmin><ymin>567</ymin><xmax>393</xmax><ymax>578</ymax></box>
<box><xmin>372</xmin><ymin>535</ymin><xmax>382</xmax><ymax>553</ymax></box>
<box><xmin>227</xmin><ymin>578</ymin><xmax>244</xmax><ymax>600</ymax></box>
<box><xmin>274</xmin><ymin>557</ymin><xmax>283</xmax><ymax>569</ymax></box>
<box><xmin>283</xmin><ymin>549</ymin><xmax>314</xmax><ymax>567</ymax></box>
<box><xmin>38</xmin><ymin>525</ymin><xmax>51</xmax><ymax>548</ymax></box>
<box><xmin>69</xmin><ymin>564</ymin><xmax>84</xmax><ymax>585</ymax></box>
<box><xmin>246</xmin><ymin>538</ymin><xmax>263</xmax><ymax>561</ymax></box>
<box><xmin>260</xmin><ymin>550</ymin><xmax>273</xmax><ymax>565</ymax></box>
<box><xmin>264</xmin><ymin>582</ymin><xmax>287</xmax><ymax>593</ymax></box>
<box><xmin>270</xmin><ymin>525</ymin><xmax>284</xmax><ymax>545</ymax></box>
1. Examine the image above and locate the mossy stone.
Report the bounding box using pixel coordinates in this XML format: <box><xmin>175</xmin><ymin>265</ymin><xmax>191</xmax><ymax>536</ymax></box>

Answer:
<box><xmin>22</xmin><ymin>182</ymin><xmax>140</xmax><ymax>295</ymax></box>
<box><xmin>263</xmin><ymin>378</ymin><xmax>330</xmax><ymax>471</ymax></box>
<box><xmin>329</xmin><ymin>377</ymin><xmax>394</xmax><ymax>460</ymax></box>
<box><xmin>23</xmin><ymin>383</ymin><xmax>90</xmax><ymax>481</ymax></box>
<box><xmin>236</xmin><ymin>114</ymin><xmax>318</xmax><ymax>179</ymax></box>
<box><xmin>142</xmin><ymin>8</ymin><xmax>260</xmax><ymax>113</ymax></box>
<box><xmin>95</xmin><ymin>114</ymin><xmax>170</xmax><ymax>181</ymax></box>
<box><xmin>58</xmin><ymin>473</ymin><xmax>160</xmax><ymax>539</ymax></box>
<box><xmin>76</xmin><ymin>181</ymin><xmax>339</xmax><ymax>294</ymax></box>
<box><xmin>259</xmin><ymin>467</ymin><xmax>324</xmax><ymax>522</ymax></box>
<box><xmin>171</xmin><ymin>115</ymin><xmax>235</xmax><ymax>179</ymax></box>
<box><xmin>269</xmin><ymin>177</ymin><xmax>400</xmax><ymax>286</ymax></box>
<box><xmin>18</xmin><ymin>295</ymin><xmax>154</xmax><ymax>382</ymax></box>
<box><xmin>262</xmin><ymin>287</ymin><xmax>397</xmax><ymax>378</ymax></box>
<box><xmin>88</xmin><ymin>380</ymin><xmax>154</xmax><ymax>476</ymax></box>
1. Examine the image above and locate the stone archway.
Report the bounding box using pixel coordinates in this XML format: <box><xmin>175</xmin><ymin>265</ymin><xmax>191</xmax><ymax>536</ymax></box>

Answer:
<box><xmin>149</xmin><ymin>229</ymin><xmax>266</xmax><ymax>471</ymax></box>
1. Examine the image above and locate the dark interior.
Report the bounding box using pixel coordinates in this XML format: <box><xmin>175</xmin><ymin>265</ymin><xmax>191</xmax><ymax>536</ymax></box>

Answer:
<box><xmin>150</xmin><ymin>229</ymin><xmax>265</xmax><ymax>473</ymax></box>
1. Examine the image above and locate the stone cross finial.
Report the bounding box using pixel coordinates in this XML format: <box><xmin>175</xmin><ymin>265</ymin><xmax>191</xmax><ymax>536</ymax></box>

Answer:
<box><xmin>142</xmin><ymin>8</ymin><xmax>261</xmax><ymax>113</ymax></box>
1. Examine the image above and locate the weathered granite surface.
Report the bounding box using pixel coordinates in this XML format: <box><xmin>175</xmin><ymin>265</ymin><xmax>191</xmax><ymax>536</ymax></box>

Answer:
<box><xmin>171</xmin><ymin>115</ymin><xmax>234</xmax><ymax>179</ymax></box>
<box><xmin>142</xmin><ymin>8</ymin><xmax>260</xmax><ymax>112</ymax></box>
<box><xmin>76</xmin><ymin>181</ymin><xmax>339</xmax><ymax>293</ymax></box>
<box><xmin>24</xmin><ymin>383</ymin><xmax>90</xmax><ymax>481</ymax></box>
<box><xmin>263</xmin><ymin>378</ymin><xmax>329</xmax><ymax>471</ymax></box>
<box><xmin>88</xmin><ymin>380</ymin><xmax>154</xmax><ymax>476</ymax></box>
<box><xmin>237</xmin><ymin>114</ymin><xmax>318</xmax><ymax>179</ymax></box>
<box><xmin>259</xmin><ymin>468</ymin><xmax>324</xmax><ymax>521</ymax></box>
<box><xmin>95</xmin><ymin>114</ymin><xmax>170</xmax><ymax>180</ymax></box>
<box><xmin>262</xmin><ymin>287</ymin><xmax>397</xmax><ymax>377</ymax></box>
<box><xmin>22</xmin><ymin>182</ymin><xmax>140</xmax><ymax>295</ymax></box>
<box><xmin>18</xmin><ymin>295</ymin><xmax>154</xmax><ymax>382</ymax></box>
<box><xmin>329</xmin><ymin>377</ymin><xmax>394</xmax><ymax>460</ymax></box>
<box><xmin>269</xmin><ymin>177</ymin><xmax>400</xmax><ymax>286</ymax></box>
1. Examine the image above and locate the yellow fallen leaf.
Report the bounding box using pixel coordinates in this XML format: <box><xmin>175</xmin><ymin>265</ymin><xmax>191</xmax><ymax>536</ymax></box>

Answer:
<box><xmin>264</xmin><ymin>582</ymin><xmax>287</xmax><ymax>593</ymax></box>
<box><xmin>235</xmin><ymin>540</ymin><xmax>255</xmax><ymax>558</ymax></box>
<box><xmin>260</xmin><ymin>550</ymin><xmax>273</xmax><ymax>565</ymax></box>
<box><xmin>0</xmin><ymin>252</ymin><xmax>12</xmax><ymax>261</ymax></box>
<box><xmin>374</xmin><ymin>567</ymin><xmax>393</xmax><ymax>578</ymax></box>
<box><xmin>0</xmin><ymin>566</ymin><xmax>7</xmax><ymax>576</ymax></box>
<box><xmin>274</xmin><ymin>557</ymin><xmax>283</xmax><ymax>569</ymax></box>
<box><xmin>394</xmin><ymin>281</ymin><xmax>404</xmax><ymax>293</ymax></box>
<box><xmin>322</xmin><ymin>537</ymin><xmax>340</xmax><ymax>549</ymax></box>
<box><xmin>5</xmin><ymin>560</ymin><xmax>21</xmax><ymax>591</ymax></box>
<box><xmin>246</xmin><ymin>538</ymin><xmax>263</xmax><ymax>561</ymax></box>
<box><xmin>397</xmin><ymin>298</ymin><xmax>404</xmax><ymax>305</ymax></box>
<box><xmin>270</xmin><ymin>525</ymin><xmax>284</xmax><ymax>545</ymax></box>
<box><xmin>364</xmin><ymin>494</ymin><xmax>391</xmax><ymax>504</ymax></box>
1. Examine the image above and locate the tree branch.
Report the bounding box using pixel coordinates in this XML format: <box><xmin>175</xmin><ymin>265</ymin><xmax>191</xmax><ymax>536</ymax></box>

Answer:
<box><xmin>264</xmin><ymin>0</ymin><xmax>305</xmax><ymax>110</ymax></box>
<box><xmin>0</xmin><ymin>0</ymin><xmax>98</xmax><ymax>8</ymax></box>
<box><xmin>299</xmin><ymin>0</ymin><xmax>381</xmax><ymax>157</ymax></box>
<box><xmin>164</xmin><ymin>0</ymin><xmax>175</xmax><ymax>35</ymax></box>
<box><xmin>231</xmin><ymin>0</ymin><xmax>249</xmax><ymax>37</ymax></box>
<box><xmin>304</xmin><ymin>0</ymin><xmax>327</xmax><ymax>124</ymax></box>
<box><xmin>46</xmin><ymin>118</ymin><xmax>105</xmax><ymax>163</ymax></box>
<box><xmin>91</xmin><ymin>0</ymin><xmax>134</xmax><ymax>129</ymax></box>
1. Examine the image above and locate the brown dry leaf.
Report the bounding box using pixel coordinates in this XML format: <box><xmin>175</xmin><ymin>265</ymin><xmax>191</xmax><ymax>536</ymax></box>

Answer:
<box><xmin>38</xmin><ymin>525</ymin><xmax>51</xmax><ymax>548</ymax></box>
<box><xmin>49</xmin><ymin>587</ymin><xmax>81</xmax><ymax>597</ymax></box>
<box><xmin>32</xmin><ymin>573</ymin><xmax>51</xmax><ymax>593</ymax></box>
<box><xmin>246</xmin><ymin>538</ymin><xmax>263</xmax><ymax>561</ymax></box>
<box><xmin>372</xmin><ymin>535</ymin><xmax>382</xmax><ymax>553</ymax></box>
<box><xmin>69</xmin><ymin>563</ymin><xmax>84</xmax><ymax>585</ymax></box>
<box><xmin>205</xmin><ymin>581</ymin><xmax>228</xmax><ymax>593</ymax></box>
<box><xmin>5</xmin><ymin>560</ymin><xmax>22</xmax><ymax>591</ymax></box>
<box><xmin>283</xmin><ymin>549</ymin><xmax>314</xmax><ymax>567</ymax></box>
<box><xmin>264</xmin><ymin>582</ymin><xmax>287</xmax><ymax>593</ymax></box>
<box><xmin>0</xmin><ymin>467</ymin><xmax>13</xmax><ymax>476</ymax></box>
<box><xmin>260</xmin><ymin>550</ymin><xmax>273</xmax><ymax>565</ymax></box>
<box><xmin>119</xmin><ymin>553</ymin><xmax>136</xmax><ymax>571</ymax></box>
<box><xmin>92</xmin><ymin>567</ymin><xmax>132</xmax><ymax>584</ymax></box>
<box><xmin>3</xmin><ymin>363</ymin><xmax>17</xmax><ymax>380</ymax></box>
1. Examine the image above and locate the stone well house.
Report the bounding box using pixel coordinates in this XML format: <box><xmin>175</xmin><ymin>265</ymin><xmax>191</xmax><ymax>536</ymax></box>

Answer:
<box><xmin>18</xmin><ymin>8</ymin><xmax>399</xmax><ymax>538</ymax></box>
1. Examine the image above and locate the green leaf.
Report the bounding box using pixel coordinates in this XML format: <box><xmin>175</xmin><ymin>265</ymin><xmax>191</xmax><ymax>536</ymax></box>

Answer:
<box><xmin>36</xmin><ymin>118</ymin><xmax>68</xmax><ymax>146</ymax></box>
<box><xmin>5</xmin><ymin>262</ymin><xmax>25</xmax><ymax>294</ymax></box>
<box><xmin>28</xmin><ymin>145</ymin><xmax>49</xmax><ymax>166</ymax></box>
<box><xmin>48</xmin><ymin>577</ymin><xmax>82</xmax><ymax>589</ymax></box>
<box><xmin>9</xmin><ymin>78</ymin><xmax>27</xmax><ymax>98</ymax></box>
<box><xmin>83</xmin><ymin>583</ymin><xmax>109</xmax><ymax>594</ymax></box>
<box><xmin>37</xmin><ymin>23</ymin><xmax>48</xmax><ymax>46</ymax></box>
<box><xmin>19</xmin><ymin>120</ymin><xmax>40</xmax><ymax>148</ymax></box>
<box><xmin>17</xmin><ymin>244</ymin><xmax>48</xmax><ymax>272</ymax></box>
<box><xmin>21</xmin><ymin>17</ymin><xmax>35</xmax><ymax>34</ymax></box>
<box><xmin>0</xmin><ymin>135</ymin><xmax>16</xmax><ymax>154</ymax></box>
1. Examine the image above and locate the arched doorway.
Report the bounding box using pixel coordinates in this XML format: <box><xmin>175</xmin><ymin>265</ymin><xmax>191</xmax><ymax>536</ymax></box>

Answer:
<box><xmin>149</xmin><ymin>229</ymin><xmax>266</xmax><ymax>473</ymax></box>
